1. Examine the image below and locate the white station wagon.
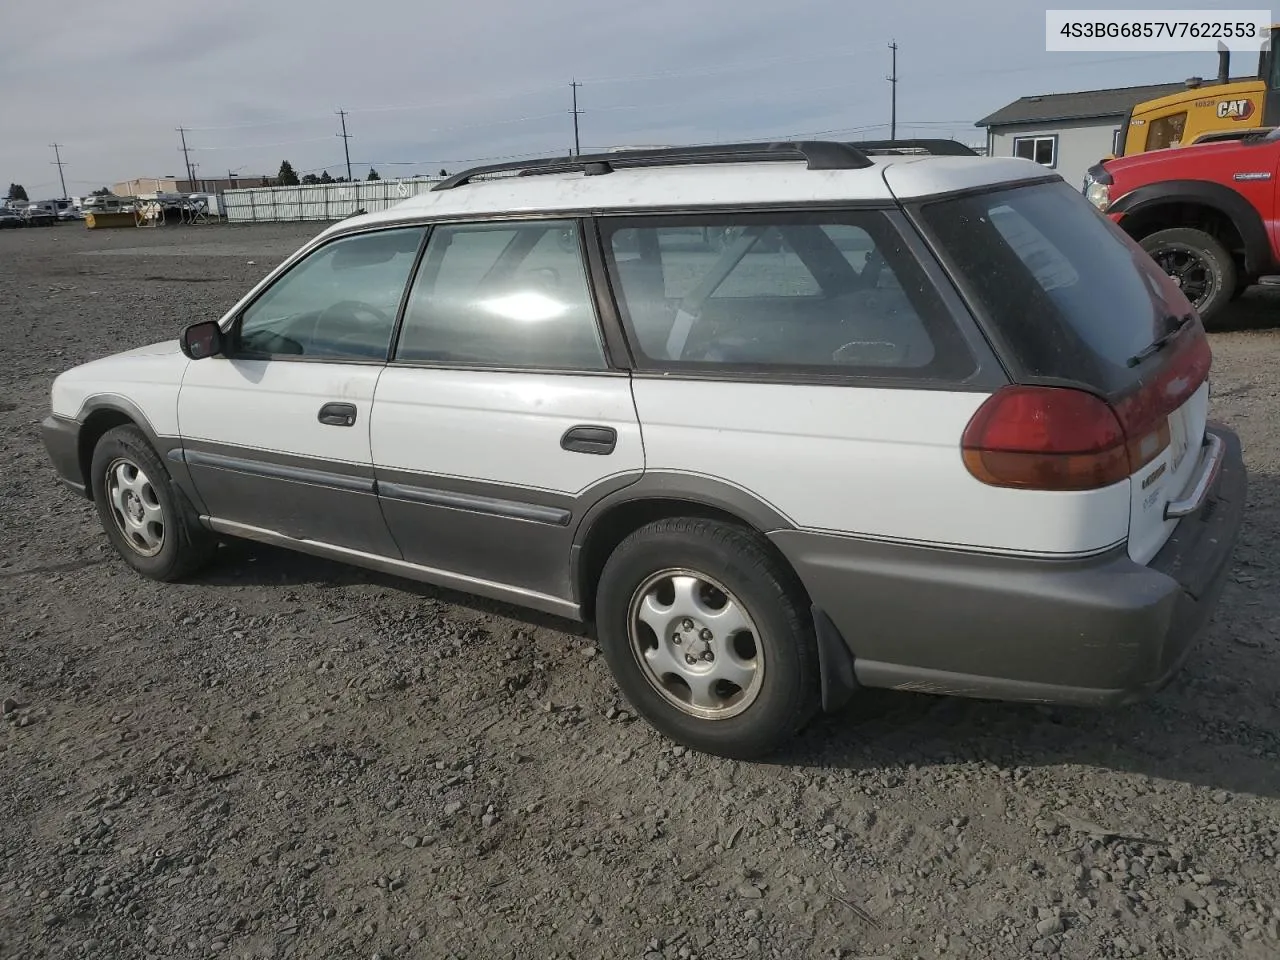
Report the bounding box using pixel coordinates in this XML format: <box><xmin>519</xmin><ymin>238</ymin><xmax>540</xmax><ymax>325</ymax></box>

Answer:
<box><xmin>41</xmin><ymin>141</ymin><xmax>1246</xmax><ymax>758</ymax></box>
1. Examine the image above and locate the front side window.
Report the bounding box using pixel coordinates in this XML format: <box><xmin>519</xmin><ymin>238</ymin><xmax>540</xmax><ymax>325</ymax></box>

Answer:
<box><xmin>1013</xmin><ymin>135</ymin><xmax>1057</xmax><ymax>166</ymax></box>
<box><xmin>1146</xmin><ymin>112</ymin><xmax>1186</xmax><ymax>150</ymax></box>
<box><xmin>395</xmin><ymin>219</ymin><xmax>606</xmax><ymax>369</ymax></box>
<box><xmin>601</xmin><ymin>212</ymin><xmax>973</xmax><ymax>378</ymax></box>
<box><xmin>237</xmin><ymin>226</ymin><xmax>425</xmax><ymax>360</ymax></box>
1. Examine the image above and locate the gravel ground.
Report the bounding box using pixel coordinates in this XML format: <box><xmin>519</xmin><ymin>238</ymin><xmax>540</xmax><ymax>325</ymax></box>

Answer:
<box><xmin>1</xmin><ymin>222</ymin><xmax>1278</xmax><ymax>960</ymax></box>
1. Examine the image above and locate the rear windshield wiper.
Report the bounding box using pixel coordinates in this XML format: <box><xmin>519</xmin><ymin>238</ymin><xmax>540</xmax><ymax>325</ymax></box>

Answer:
<box><xmin>1127</xmin><ymin>313</ymin><xmax>1191</xmax><ymax>367</ymax></box>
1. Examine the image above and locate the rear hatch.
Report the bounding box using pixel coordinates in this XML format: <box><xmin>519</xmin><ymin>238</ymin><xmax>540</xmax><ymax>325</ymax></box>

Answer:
<box><xmin>906</xmin><ymin>178</ymin><xmax>1212</xmax><ymax>563</ymax></box>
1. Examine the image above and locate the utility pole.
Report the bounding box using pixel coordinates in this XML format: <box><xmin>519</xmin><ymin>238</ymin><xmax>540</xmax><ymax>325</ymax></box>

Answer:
<box><xmin>887</xmin><ymin>41</ymin><xmax>899</xmax><ymax>141</ymax></box>
<box><xmin>570</xmin><ymin>80</ymin><xmax>583</xmax><ymax>156</ymax></box>
<box><xmin>336</xmin><ymin>110</ymin><xmax>353</xmax><ymax>181</ymax></box>
<box><xmin>50</xmin><ymin>143</ymin><xmax>68</xmax><ymax>199</ymax></box>
<box><xmin>176</xmin><ymin>127</ymin><xmax>195</xmax><ymax>187</ymax></box>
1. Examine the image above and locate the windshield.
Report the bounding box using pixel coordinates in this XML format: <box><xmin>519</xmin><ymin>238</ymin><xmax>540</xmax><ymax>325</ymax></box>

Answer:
<box><xmin>917</xmin><ymin>180</ymin><xmax>1195</xmax><ymax>395</ymax></box>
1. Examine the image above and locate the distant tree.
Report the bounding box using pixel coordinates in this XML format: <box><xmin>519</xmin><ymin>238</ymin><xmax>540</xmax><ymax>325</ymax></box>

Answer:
<box><xmin>319</xmin><ymin>170</ymin><xmax>334</xmax><ymax>184</ymax></box>
<box><xmin>90</xmin><ymin>187</ymin><xmax>110</xmax><ymax>196</ymax></box>
<box><xmin>6</xmin><ymin>183</ymin><xmax>28</xmax><ymax>201</ymax></box>
<box><xmin>300</xmin><ymin>173</ymin><xmax>320</xmax><ymax>185</ymax></box>
<box><xmin>275</xmin><ymin>160</ymin><xmax>300</xmax><ymax>186</ymax></box>
<box><xmin>366</xmin><ymin>167</ymin><xmax>381</xmax><ymax>181</ymax></box>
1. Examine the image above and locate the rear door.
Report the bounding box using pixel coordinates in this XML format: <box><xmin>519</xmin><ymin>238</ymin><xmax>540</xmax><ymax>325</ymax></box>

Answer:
<box><xmin>910</xmin><ymin>178</ymin><xmax>1212</xmax><ymax>563</ymax></box>
<box><xmin>371</xmin><ymin>218</ymin><xmax>643</xmax><ymax>605</ymax></box>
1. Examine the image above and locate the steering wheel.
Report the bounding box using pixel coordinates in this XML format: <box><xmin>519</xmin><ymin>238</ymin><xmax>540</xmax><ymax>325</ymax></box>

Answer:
<box><xmin>308</xmin><ymin>300</ymin><xmax>392</xmax><ymax>356</ymax></box>
<box><xmin>317</xmin><ymin>299</ymin><xmax>392</xmax><ymax>328</ymax></box>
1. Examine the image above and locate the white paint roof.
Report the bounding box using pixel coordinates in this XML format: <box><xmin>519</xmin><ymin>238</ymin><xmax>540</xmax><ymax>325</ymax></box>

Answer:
<box><xmin>322</xmin><ymin>155</ymin><xmax>1056</xmax><ymax>236</ymax></box>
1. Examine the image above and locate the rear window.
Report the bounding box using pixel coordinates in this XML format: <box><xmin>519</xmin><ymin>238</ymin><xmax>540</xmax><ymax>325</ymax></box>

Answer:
<box><xmin>918</xmin><ymin>181</ymin><xmax>1189</xmax><ymax>395</ymax></box>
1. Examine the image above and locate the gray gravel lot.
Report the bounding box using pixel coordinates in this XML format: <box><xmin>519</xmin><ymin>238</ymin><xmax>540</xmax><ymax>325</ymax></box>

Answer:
<box><xmin>1</xmin><ymin>222</ymin><xmax>1279</xmax><ymax>960</ymax></box>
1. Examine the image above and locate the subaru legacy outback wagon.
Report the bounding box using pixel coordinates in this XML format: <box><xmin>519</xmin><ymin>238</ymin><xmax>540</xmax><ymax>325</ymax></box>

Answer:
<box><xmin>41</xmin><ymin>141</ymin><xmax>1246</xmax><ymax>759</ymax></box>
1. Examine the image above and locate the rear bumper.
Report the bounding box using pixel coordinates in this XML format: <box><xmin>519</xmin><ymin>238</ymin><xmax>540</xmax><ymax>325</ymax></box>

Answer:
<box><xmin>771</xmin><ymin>424</ymin><xmax>1247</xmax><ymax>707</ymax></box>
<box><xmin>41</xmin><ymin>414</ymin><xmax>88</xmax><ymax>497</ymax></box>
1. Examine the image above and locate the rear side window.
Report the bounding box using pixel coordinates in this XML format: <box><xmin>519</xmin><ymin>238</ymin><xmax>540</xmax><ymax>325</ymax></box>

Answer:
<box><xmin>918</xmin><ymin>181</ymin><xmax>1187</xmax><ymax>395</ymax></box>
<box><xmin>600</xmin><ymin>211</ymin><xmax>974</xmax><ymax>379</ymax></box>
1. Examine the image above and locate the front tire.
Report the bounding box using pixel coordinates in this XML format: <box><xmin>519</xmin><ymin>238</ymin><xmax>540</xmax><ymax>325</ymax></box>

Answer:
<box><xmin>90</xmin><ymin>425</ymin><xmax>215</xmax><ymax>581</ymax></box>
<box><xmin>594</xmin><ymin>518</ymin><xmax>820</xmax><ymax>760</ymax></box>
<box><xmin>1140</xmin><ymin>227</ymin><xmax>1236</xmax><ymax>324</ymax></box>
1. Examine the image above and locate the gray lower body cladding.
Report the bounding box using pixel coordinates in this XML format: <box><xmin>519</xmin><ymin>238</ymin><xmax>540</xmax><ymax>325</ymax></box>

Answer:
<box><xmin>771</xmin><ymin>425</ymin><xmax>1247</xmax><ymax>707</ymax></box>
<box><xmin>41</xmin><ymin>415</ymin><xmax>87</xmax><ymax>497</ymax></box>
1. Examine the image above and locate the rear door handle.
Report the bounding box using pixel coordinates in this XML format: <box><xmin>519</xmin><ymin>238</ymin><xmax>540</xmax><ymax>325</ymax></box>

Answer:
<box><xmin>318</xmin><ymin>402</ymin><xmax>358</xmax><ymax>427</ymax></box>
<box><xmin>561</xmin><ymin>425</ymin><xmax>617</xmax><ymax>455</ymax></box>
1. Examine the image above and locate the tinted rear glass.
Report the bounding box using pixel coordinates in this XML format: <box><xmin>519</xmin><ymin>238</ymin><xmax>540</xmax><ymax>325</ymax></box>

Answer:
<box><xmin>919</xmin><ymin>181</ymin><xmax>1190</xmax><ymax>395</ymax></box>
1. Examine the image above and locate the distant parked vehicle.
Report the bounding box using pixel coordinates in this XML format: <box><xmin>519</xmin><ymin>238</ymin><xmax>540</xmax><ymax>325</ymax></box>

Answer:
<box><xmin>23</xmin><ymin>201</ymin><xmax>63</xmax><ymax>226</ymax></box>
<box><xmin>80</xmin><ymin>194</ymin><xmax>135</xmax><ymax>215</ymax></box>
<box><xmin>0</xmin><ymin>205</ymin><xmax>22</xmax><ymax>229</ymax></box>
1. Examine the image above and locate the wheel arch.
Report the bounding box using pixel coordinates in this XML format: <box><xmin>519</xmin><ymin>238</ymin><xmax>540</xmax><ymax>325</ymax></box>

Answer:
<box><xmin>571</xmin><ymin>478</ymin><xmax>859</xmax><ymax>714</ymax></box>
<box><xmin>1108</xmin><ymin>180</ymin><xmax>1271</xmax><ymax>277</ymax></box>
<box><xmin>570</xmin><ymin>475</ymin><xmax>799</xmax><ymax>623</ymax></box>
<box><xmin>76</xmin><ymin>400</ymin><xmax>155</xmax><ymax>494</ymax></box>
<box><xmin>73</xmin><ymin>396</ymin><xmax>203</xmax><ymax>512</ymax></box>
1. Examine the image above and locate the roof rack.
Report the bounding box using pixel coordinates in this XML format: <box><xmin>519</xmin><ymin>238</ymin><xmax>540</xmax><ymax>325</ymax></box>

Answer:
<box><xmin>432</xmin><ymin>140</ymin><xmax>874</xmax><ymax>191</ymax></box>
<box><xmin>846</xmin><ymin>139</ymin><xmax>978</xmax><ymax>156</ymax></box>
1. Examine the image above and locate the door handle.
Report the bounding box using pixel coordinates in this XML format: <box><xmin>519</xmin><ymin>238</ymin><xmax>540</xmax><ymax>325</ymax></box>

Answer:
<box><xmin>318</xmin><ymin>402</ymin><xmax>358</xmax><ymax>427</ymax></box>
<box><xmin>561</xmin><ymin>425</ymin><xmax>617</xmax><ymax>455</ymax></box>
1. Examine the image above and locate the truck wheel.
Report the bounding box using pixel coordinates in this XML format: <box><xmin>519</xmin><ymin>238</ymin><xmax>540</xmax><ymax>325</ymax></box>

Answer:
<box><xmin>594</xmin><ymin>517</ymin><xmax>821</xmax><ymax>760</ymax></box>
<box><xmin>1140</xmin><ymin>227</ymin><xmax>1236</xmax><ymax>323</ymax></box>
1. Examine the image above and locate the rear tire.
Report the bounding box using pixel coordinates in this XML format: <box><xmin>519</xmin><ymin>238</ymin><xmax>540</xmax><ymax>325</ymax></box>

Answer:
<box><xmin>1139</xmin><ymin>227</ymin><xmax>1236</xmax><ymax>324</ymax></box>
<box><xmin>90</xmin><ymin>425</ymin><xmax>216</xmax><ymax>581</ymax></box>
<box><xmin>594</xmin><ymin>517</ymin><xmax>821</xmax><ymax>760</ymax></box>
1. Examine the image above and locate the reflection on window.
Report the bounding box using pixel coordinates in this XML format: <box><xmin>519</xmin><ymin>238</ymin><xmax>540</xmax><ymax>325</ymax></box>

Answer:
<box><xmin>237</xmin><ymin>227</ymin><xmax>424</xmax><ymax>360</ymax></box>
<box><xmin>395</xmin><ymin>221</ymin><xmax>605</xmax><ymax>369</ymax></box>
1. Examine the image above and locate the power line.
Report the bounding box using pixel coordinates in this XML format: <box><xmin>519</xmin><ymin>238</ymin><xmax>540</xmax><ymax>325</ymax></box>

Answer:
<box><xmin>570</xmin><ymin>80</ymin><xmax>583</xmax><ymax>156</ymax></box>
<box><xmin>336</xmin><ymin>110</ymin><xmax>353</xmax><ymax>181</ymax></box>
<box><xmin>49</xmin><ymin>144</ymin><xmax>68</xmax><ymax>199</ymax></box>
<box><xmin>578</xmin><ymin>44</ymin><xmax>881</xmax><ymax>85</ymax></box>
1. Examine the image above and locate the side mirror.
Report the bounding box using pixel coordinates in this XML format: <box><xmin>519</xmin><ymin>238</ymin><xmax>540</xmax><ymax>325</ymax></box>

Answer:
<box><xmin>180</xmin><ymin>320</ymin><xmax>224</xmax><ymax>360</ymax></box>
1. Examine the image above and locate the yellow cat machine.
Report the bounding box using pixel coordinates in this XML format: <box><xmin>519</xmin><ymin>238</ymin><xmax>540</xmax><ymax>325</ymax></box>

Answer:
<box><xmin>1119</xmin><ymin>26</ymin><xmax>1280</xmax><ymax>155</ymax></box>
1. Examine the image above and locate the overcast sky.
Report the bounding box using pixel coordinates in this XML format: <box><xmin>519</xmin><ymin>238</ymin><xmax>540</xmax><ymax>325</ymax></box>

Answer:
<box><xmin>0</xmin><ymin>0</ymin><xmax>1262</xmax><ymax>194</ymax></box>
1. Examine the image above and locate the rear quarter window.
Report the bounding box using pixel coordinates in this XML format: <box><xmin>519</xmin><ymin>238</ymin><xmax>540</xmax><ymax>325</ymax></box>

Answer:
<box><xmin>600</xmin><ymin>210</ymin><xmax>976</xmax><ymax>381</ymax></box>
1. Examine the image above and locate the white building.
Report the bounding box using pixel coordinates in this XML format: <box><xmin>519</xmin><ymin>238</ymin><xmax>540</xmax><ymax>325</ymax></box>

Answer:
<box><xmin>976</xmin><ymin>82</ymin><xmax>1186</xmax><ymax>189</ymax></box>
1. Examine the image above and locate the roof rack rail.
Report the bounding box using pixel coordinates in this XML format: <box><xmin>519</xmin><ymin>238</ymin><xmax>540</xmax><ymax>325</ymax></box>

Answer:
<box><xmin>432</xmin><ymin>140</ymin><xmax>874</xmax><ymax>191</ymax></box>
<box><xmin>846</xmin><ymin>139</ymin><xmax>978</xmax><ymax>156</ymax></box>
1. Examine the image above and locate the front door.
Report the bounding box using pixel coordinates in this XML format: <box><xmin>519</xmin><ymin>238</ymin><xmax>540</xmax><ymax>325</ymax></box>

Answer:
<box><xmin>177</xmin><ymin>225</ymin><xmax>427</xmax><ymax>555</ymax></box>
<box><xmin>371</xmin><ymin>218</ymin><xmax>643</xmax><ymax>603</ymax></box>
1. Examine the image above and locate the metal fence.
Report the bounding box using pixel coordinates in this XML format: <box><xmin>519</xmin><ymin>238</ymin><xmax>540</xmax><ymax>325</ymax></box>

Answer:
<box><xmin>221</xmin><ymin>177</ymin><xmax>443</xmax><ymax>223</ymax></box>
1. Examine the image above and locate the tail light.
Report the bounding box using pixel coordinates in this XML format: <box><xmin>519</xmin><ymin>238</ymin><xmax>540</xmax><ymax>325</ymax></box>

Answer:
<box><xmin>963</xmin><ymin>330</ymin><xmax>1211</xmax><ymax>492</ymax></box>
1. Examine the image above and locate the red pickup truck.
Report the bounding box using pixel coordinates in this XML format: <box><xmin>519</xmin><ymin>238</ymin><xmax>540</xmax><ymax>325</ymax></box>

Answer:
<box><xmin>1085</xmin><ymin>129</ymin><xmax>1280</xmax><ymax>322</ymax></box>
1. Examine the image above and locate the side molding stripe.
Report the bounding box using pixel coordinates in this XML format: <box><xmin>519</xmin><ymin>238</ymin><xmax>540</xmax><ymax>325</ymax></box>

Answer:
<box><xmin>175</xmin><ymin>447</ymin><xmax>572</xmax><ymax>525</ymax></box>
<box><xmin>378</xmin><ymin>481</ymin><xmax>572</xmax><ymax>526</ymax></box>
<box><xmin>178</xmin><ymin>448</ymin><xmax>375</xmax><ymax>494</ymax></box>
